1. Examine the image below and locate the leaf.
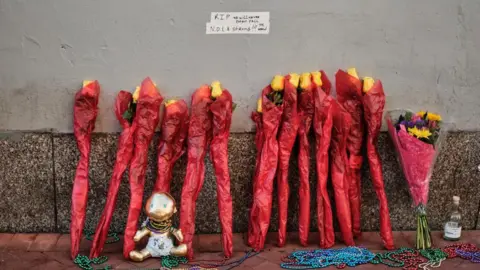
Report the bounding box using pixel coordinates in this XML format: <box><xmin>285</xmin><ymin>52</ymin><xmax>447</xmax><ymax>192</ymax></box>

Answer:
<box><xmin>405</xmin><ymin>111</ymin><xmax>413</xmax><ymax>121</ymax></box>
<box><xmin>122</xmin><ymin>102</ymin><xmax>136</xmax><ymax>124</ymax></box>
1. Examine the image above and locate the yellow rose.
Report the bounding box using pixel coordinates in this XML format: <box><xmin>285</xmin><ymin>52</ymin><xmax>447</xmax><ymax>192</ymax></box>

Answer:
<box><xmin>271</xmin><ymin>75</ymin><xmax>285</xmax><ymax>91</ymax></box>
<box><xmin>427</xmin><ymin>113</ymin><xmax>442</xmax><ymax>122</ymax></box>
<box><xmin>299</xmin><ymin>73</ymin><xmax>311</xmax><ymax>90</ymax></box>
<box><xmin>288</xmin><ymin>73</ymin><xmax>300</xmax><ymax>88</ymax></box>
<box><xmin>83</xmin><ymin>80</ymin><xmax>93</xmax><ymax>88</ymax></box>
<box><xmin>311</xmin><ymin>71</ymin><xmax>322</xmax><ymax>87</ymax></box>
<box><xmin>165</xmin><ymin>99</ymin><xmax>177</xmax><ymax>107</ymax></box>
<box><xmin>211</xmin><ymin>80</ymin><xmax>223</xmax><ymax>98</ymax></box>
<box><xmin>347</xmin><ymin>68</ymin><xmax>359</xmax><ymax>79</ymax></box>
<box><xmin>257</xmin><ymin>97</ymin><xmax>262</xmax><ymax>113</ymax></box>
<box><xmin>132</xmin><ymin>86</ymin><xmax>140</xmax><ymax>103</ymax></box>
<box><xmin>363</xmin><ymin>77</ymin><xmax>374</xmax><ymax>93</ymax></box>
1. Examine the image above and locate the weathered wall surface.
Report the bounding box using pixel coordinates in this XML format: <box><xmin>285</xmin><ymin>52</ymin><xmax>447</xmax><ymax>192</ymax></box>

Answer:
<box><xmin>1</xmin><ymin>0</ymin><xmax>480</xmax><ymax>132</ymax></box>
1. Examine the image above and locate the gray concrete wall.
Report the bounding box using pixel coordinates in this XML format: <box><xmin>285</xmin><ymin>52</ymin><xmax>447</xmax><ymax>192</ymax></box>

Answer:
<box><xmin>1</xmin><ymin>0</ymin><xmax>480</xmax><ymax>132</ymax></box>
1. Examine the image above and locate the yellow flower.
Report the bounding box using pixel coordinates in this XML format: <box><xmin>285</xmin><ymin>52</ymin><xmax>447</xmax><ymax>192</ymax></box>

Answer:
<box><xmin>416</xmin><ymin>111</ymin><xmax>442</xmax><ymax>121</ymax></box>
<box><xmin>347</xmin><ymin>68</ymin><xmax>359</xmax><ymax>79</ymax></box>
<box><xmin>257</xmin><ymin>97</ymin><xmax>262</xmax><ymax>113</ymax></box>
<box><xmin>417</xmin><ymin>111</ymin><xmax>427</xmax><ymax>118</ymax></box>
<box><xmin>288</xmin><ymin>73</ymin><xmax>300</xmax><ymax>88</ymax></box>
<box><xmin>311</xmin><ymin>71</ymin><xmax>322</xmax><ymax>87</ymax></box>
<box><xmin>271</xmin><ymin>75</ymin><xmax>285</xmax><ymax>91</ymax></box>
<box><xmin>211</xmin><ymin>80</ymin><xmax>223</xmax><ymax>98</ymax></box>
<box><xmin>132</xmin><ymin>86</ymin><xmax>140</xmax><ymax>103</ymax></box>
<box><xmin>83</xmin><ymin>80</ymin><xmax>93</xmax><ymax>87</ymax></box>
<box><xmin>299</xmin><ymin>73</ymin><xmax>311</xmax><ymax>90</ymax></box>
<box><xmin>165</xmin><ymin>99</ymin><xmax>177</xmax><ymax>107</ymax></box>
<box><xmin>363</xmin><ymin>77</ymin><xmax>375</xmax><ymax>93</ymax></box>
<box><xmin>427</xmin><ymin>113</ymin><xmax>442</xmax><ymax>121</ymax></box>
<box><xmin>408</xmin><ymin>126</ymin><xmax>432</xmax><ymax>139</ymax></box>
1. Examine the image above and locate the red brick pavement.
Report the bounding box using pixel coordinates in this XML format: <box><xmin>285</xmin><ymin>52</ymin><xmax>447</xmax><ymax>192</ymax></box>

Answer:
<box><xmin>0</xmin><ymin>231</ymin><xmax>479</xmax><ymax>269</ymax></box>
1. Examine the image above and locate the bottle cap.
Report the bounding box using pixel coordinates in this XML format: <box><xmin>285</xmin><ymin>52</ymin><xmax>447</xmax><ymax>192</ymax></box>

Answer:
<box><xmin>453</xmin><ymin>196</ymin><xmax>460</xmax><ymax>203</ymax></box>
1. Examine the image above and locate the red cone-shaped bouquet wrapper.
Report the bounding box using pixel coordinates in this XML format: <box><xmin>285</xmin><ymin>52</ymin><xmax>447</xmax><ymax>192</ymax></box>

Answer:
<box><xmin>330</xmin><ymin>100</ymin><xmax>355</xmax><ymax>246</ymax></box>
<box><xmin>363</xmin><ymin>80</ymin><xmax>395</xmax><ymax>250</ymax></box>
<box><xmin>123</xmin><ymin>78</ymin><xmax>163</xmax><ymax>258</ymax></box>
<box><xmin>312</xmin><ymin>71</ymin><xmax>335</xmax><ymax>248</ymax></box>
<box><xmin>180</xmin><ymin>85</ymin><xmax>213</xmax><ymax>259</ymax></box>
<box><xmin>297</xmin><ymin>76</ymin><xmax>315</xmax><ymax>247</ymax></box>
<box><xmin>210</xmin><ymin>89</ymin><xmax>234</xmax><ymax>258</ymax></box>
<box><xmin>248</xmin><ymin>85</ymin><xmax>283</xmax><ymax>251</ymax></box>
<box><xmin>247</xmin><ymin>110</ymin><xmax>264</xmax><ymax>247</ymax></box>
<box><xmin>90</xmin><ymin>91</ymin><xmax>136</xmax><ymax>258</ymax></box>
<box><xmin>70</xmin><ymin>80</ymin><xmax>100</xmax><ymax>259</ymax></box>
<box><xmin>276</xmin><ymin>74</ymin><xmax>299</xmax><ymax>247</ymax></box>
<box><xmin>153</xmin><ymin>100</ymin><xmax>189</xmax><ymax>193</ymax></box>
<box><xmin>335</xmin><ymin>69</ymin><xmax>364</xmax><ymax>238</ymax></box>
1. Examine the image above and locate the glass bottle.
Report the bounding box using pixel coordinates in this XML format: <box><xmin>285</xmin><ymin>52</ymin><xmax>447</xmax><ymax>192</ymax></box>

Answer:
<box><xmin>443</xmin><ymin>196</ymin><xmax>462</xmax><ymax>241</ymax></box>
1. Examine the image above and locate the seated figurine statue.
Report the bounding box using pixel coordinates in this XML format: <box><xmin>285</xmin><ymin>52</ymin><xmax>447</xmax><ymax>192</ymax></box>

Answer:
<box><xmin>129</xmin><ymin>192</ymin><xmax>187</xmax><ymax>262</ymax></box>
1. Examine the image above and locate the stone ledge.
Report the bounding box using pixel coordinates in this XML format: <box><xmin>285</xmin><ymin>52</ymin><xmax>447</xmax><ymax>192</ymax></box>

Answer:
<box><xmin>0</xmin><ymin>132</ymin><xmax>479</xmax><ymax>233</ymax></box>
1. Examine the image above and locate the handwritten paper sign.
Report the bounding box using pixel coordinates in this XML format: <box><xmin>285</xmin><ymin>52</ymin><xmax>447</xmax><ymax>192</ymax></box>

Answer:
<box><xmin>206</xmin><ymin>12</ymin><xmax>270</xmax><ymax>34</ymax></box>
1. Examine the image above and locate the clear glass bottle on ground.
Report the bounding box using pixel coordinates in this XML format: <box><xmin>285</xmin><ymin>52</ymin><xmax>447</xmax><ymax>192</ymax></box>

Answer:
<box><xmin>443</xmin><ymin>196</ymin><xmax>462</xmax><ymax>241</ymax></box>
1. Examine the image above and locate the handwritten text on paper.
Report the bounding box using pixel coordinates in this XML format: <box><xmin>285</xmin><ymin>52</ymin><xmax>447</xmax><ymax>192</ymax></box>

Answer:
<box><xmin>206</xmin><ymin>12</ymin><xmax>270</xmax><ymax>34</ymax></box>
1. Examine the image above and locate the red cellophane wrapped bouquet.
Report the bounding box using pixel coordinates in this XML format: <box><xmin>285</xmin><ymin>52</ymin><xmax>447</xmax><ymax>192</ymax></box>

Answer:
<box><xmin>248</xmin><ymin>75</ymin><xmax>283</xmax><ymax>251</ymax></box>
<box><xmin>71</xmin><ymin>80</ymin><xmax>100</xmax><ymax>259</ymax></box>
<box><xmin>311</xmin><ymin>70</ymin><xmax>335</xmax><ymax>248</ymax></box>
<box><xmin>123</xmin><ymin>78</ymin><xmax>163</xmax><ymax>258</ymax></box>
<box><xmin>336</xmin><ymin>69</ymin><xmax>395</xmax><ymax>249</ymax></box>
<box><xmin>180</xmin><ymin>81</ymin><xmax>234</xmax><ymax>259</ymax></box>
<box><xmin>154</xmin><ymin>99</ymin><xmax>189</xmax><ymax>193</ymax></box>
<box><xmin>276</xmin><ymin>73</ymin><xmax>299</xmax><ymax>247</ymax></box>
<box><xmin>90</xmin><ymin>88</ymin><xmax>137</xmax><ymax>258</ymax></box>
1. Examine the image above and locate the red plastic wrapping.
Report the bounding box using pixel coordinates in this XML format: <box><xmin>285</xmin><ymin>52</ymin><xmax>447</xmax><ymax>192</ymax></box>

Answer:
<box><xmin>297</xmin><ymin>83</ymin><xmax>314</xmax><ymax>246</ymax></box>
<box><xmin>70</xmin><ymin>81</ymin><xmax>100</xmax><ymax>259</ymax></box>
<box><xmin>153</xmin><ymin>100</ymin><xmax>189</xmax><ymax>193</ymax></box>
<box><xmin>90</xmin><ymin>91</ymin><xmax>136</xmax><ymax>258</ymax></box>
<box><xmin>276</xmin><ymin>75</ymin><xmax>299</xmax><ymax>247</ymax></box>
<box><xmin>335</xmin><ymin>70</ymin><xmax>364</xmax><ymax>238</ymax></box>
<box><xmin>180</xmin><ymin>85</ymin><xmax>213</xmax><ymax>259</ymax></box>
<box><xmin>363</xmin><ymin>80</ymin><xmax>395</xmax><ymax>250</ymax></box>
<box><xmin>123</xmin><ymin>78</ymin><xmax>163</xmax><ymax>258</ymax></box>
<box><xmin>248</xmin><ymin>85</ymin><xmax>283</xmax><ymax>251</ymax></box>
<box><xmin>330</xmin><ymin>100</ymin><xmax>355</xmax><ymax>246</ymax></box>
<box><xmin>210</xmin><ymin>89</ymin><xmax>234</xmax><ymax>258</ymax></box>
<box><xmin>312</xmin><ymin>71</ymin><xmax>335</xmax><ymax>248</ymax></box>
<box><xmin>247</xmin><ymin>111</ymin><xmax>264</xmax><ymax>247</ymax></box>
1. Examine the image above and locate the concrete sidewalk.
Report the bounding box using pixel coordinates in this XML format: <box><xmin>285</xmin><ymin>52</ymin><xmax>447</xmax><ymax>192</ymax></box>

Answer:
<box><xmin>0</xmin><ymin>231</ymin><xmax>479</xmax><ymax>269</ymax></box>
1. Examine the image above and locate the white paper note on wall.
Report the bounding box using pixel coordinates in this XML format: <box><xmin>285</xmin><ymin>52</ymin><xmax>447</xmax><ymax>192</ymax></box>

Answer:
<box><xmin>206</xmin><ymin>12</ymin><xmax>270</xmax><ymax>34</ymax></box>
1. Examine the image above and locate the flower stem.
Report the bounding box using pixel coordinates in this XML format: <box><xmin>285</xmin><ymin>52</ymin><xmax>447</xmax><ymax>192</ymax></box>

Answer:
<box><xmin>416</xmin><ymin>216</ymin><xmax>421</xmax><ymax>249</ymax></box>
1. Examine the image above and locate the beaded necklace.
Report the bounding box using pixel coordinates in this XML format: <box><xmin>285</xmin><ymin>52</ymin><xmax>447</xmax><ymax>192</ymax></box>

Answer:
<box><xmin>280</xmin><ymin>247</ymin><xmax>375</xmax><ymax>269</ymax></box>
<box><xmin>418</xmin><ymin>248</ymin><xmax>447</xmax><ymax>270</ymax></box>
<box><xmin>371</xmin><ymin>247</ymin><xmax>426</xmax><ymax>270</ymax></box>
<box><xmin>73</xmin><ymin>255</ymin><xmax>112</xmax><ymax>270</ymax></box>
<box><xmin>147</xmin><ymin>219</ymin><xmax>172</xmax><ymax>233</ymax></box>
<box><xmin>441</xmin><ymin>243</ymin><xmax>480</xmax><ymax>263</ymax></box>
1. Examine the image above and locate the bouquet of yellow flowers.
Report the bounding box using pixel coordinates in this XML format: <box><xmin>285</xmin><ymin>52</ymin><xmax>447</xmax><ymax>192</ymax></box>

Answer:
<box><xmin>248</xmin><ymin>75</ymin><xmax>284</xmax><ymax>251</ymax></box>
<box><xmin>387</xmin><ymin>109</ymin><xmax>446</xmax><ymax>249</ymax></box>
